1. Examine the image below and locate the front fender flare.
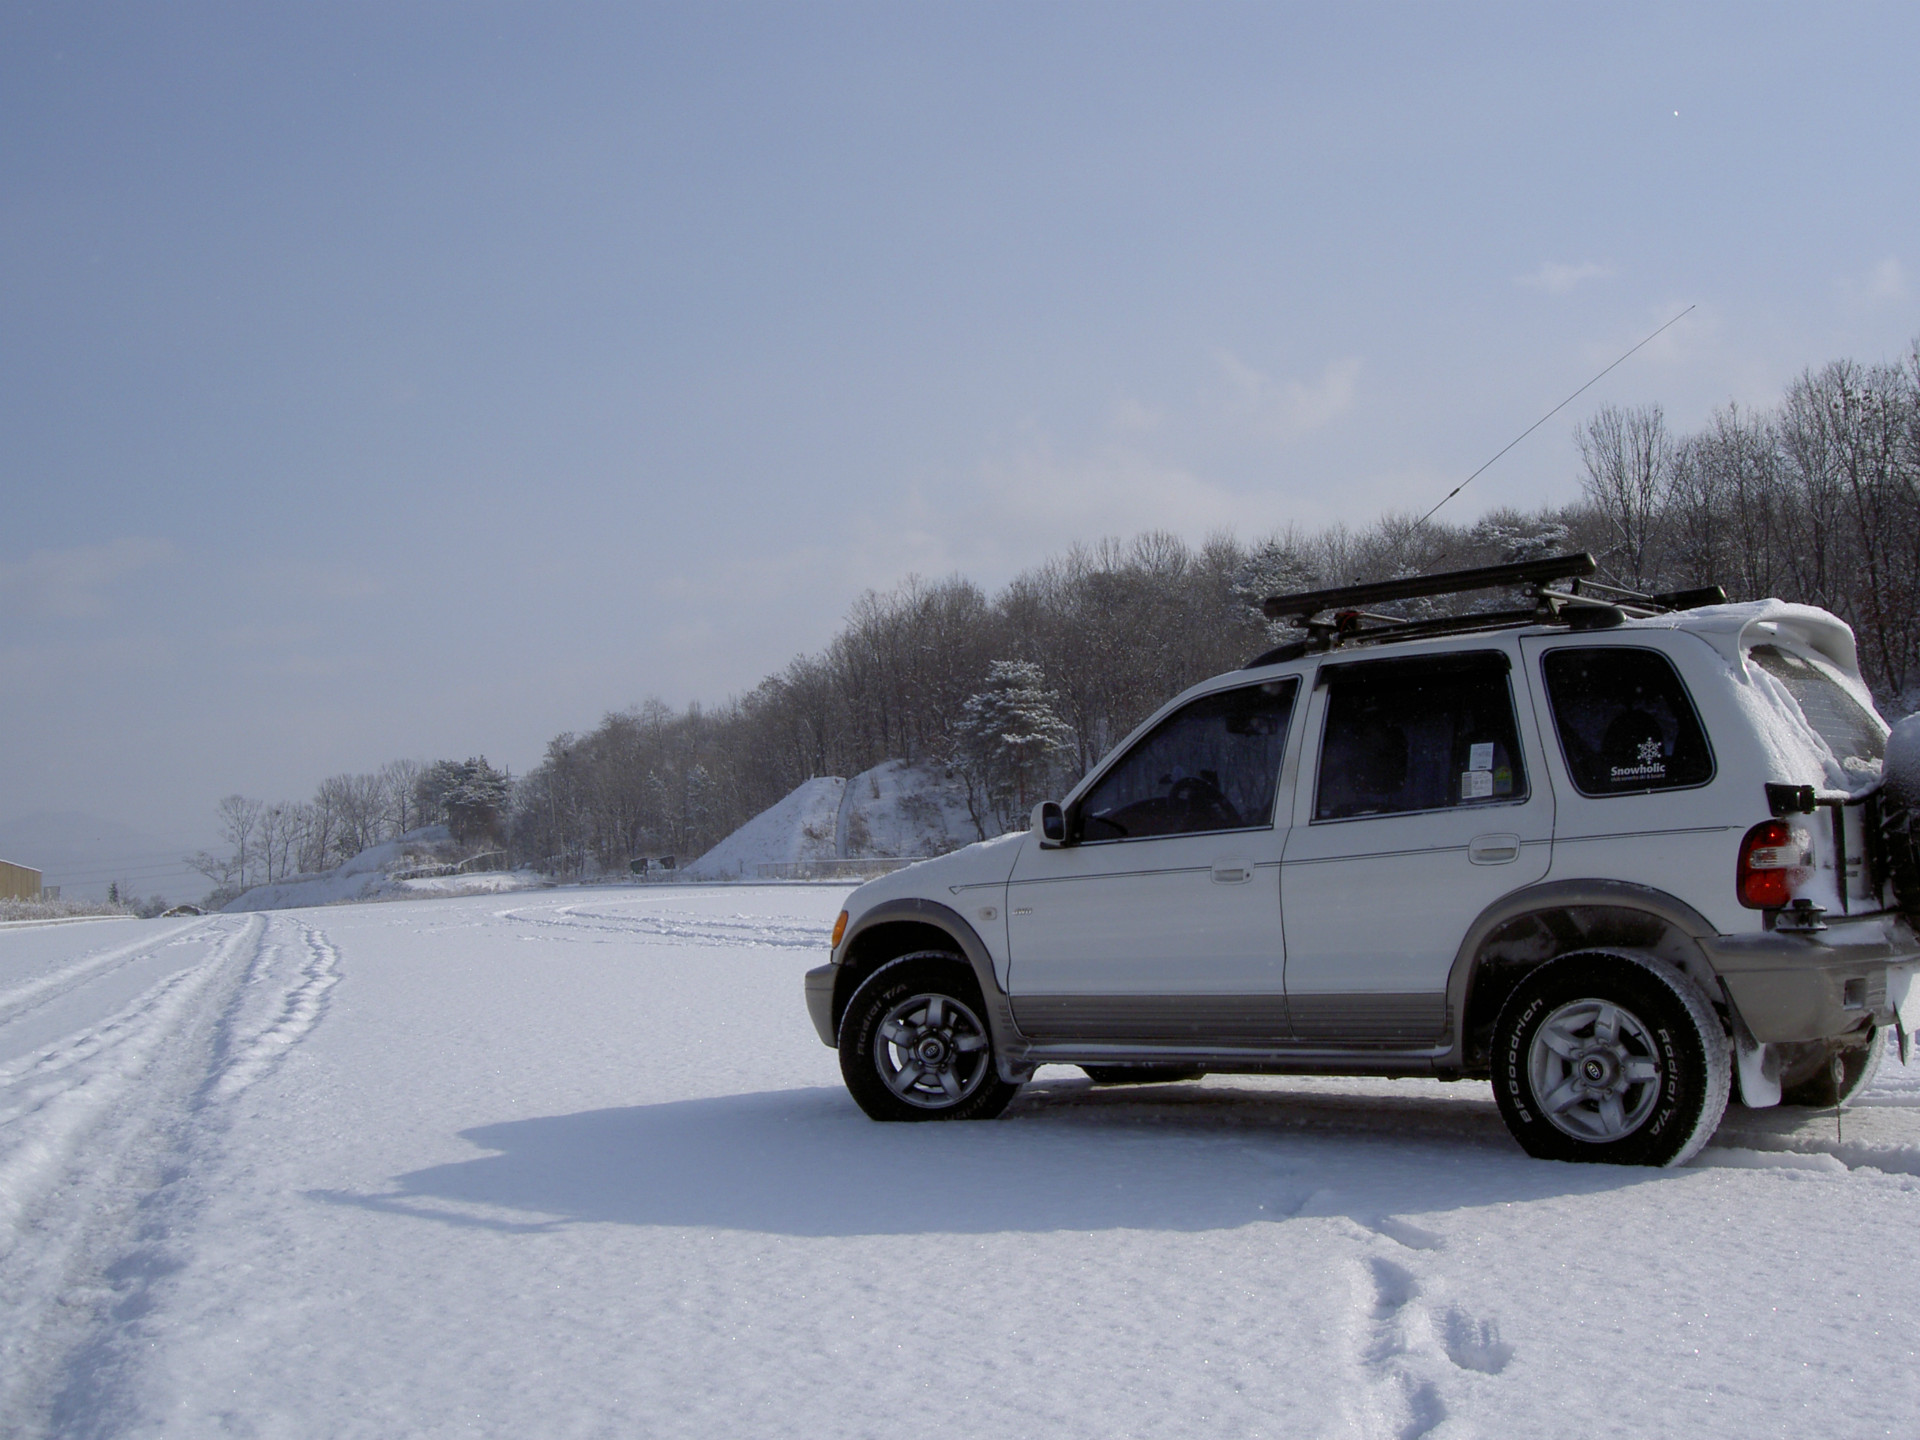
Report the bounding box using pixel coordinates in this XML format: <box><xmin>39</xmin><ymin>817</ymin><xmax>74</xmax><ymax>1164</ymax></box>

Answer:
<box><xmin>836</xmin><ymin>897</ymin><xmax>1031</xmax><ymax>1081</ymax></box>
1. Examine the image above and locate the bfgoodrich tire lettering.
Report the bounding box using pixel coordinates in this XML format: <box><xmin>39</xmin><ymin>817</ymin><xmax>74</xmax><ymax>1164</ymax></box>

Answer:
<box><xmin>1492</xmin><ymin>950</ymin><xmax>1730</xmax><ymax>1166</ymax></box>
<box><xmin>838</xmin><ymin>952</ymin><xmax>1021</xmax><ymax>1122</ymax></box>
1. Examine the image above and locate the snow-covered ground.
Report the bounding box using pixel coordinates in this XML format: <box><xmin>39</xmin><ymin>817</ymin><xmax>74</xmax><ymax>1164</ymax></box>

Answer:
<box><xmin>4</xmin><ymin>887</ymin><xmax>1920</xmax><ymax>1438</ymax></box>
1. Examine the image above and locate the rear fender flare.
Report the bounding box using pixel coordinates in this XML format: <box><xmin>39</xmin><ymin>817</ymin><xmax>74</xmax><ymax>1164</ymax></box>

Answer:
<box><xmin>1445</xmin><ymin>879</ymin><xmax>1724</xmax><ymax>1069</ymax></box>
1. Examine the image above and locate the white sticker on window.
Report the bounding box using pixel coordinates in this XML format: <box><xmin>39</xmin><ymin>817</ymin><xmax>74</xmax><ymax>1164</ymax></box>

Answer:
<box><xmin>1469</xmin><ymin>742</ymin><xmax>1494</xmax><ymax>772</ymax></box>
<box><xmin>1462</xmin><ymin>770</ymin><xmax>1495</xmax><ymax>800</ymax></box>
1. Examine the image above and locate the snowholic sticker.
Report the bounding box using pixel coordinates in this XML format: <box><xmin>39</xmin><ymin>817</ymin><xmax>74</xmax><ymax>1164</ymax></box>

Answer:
<box><xmin>1610</xmin><ymin>736</ymin><xmax>1668</xmax><ymax>784</ymax></box>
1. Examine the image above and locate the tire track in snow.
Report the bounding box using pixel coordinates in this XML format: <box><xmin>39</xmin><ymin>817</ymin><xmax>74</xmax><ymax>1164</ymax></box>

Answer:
<box><xmin>497</xmin><ymin>898</ymin><xmax>829</xmax><ymax>950</ymax></box>
<box><xmin>0</xmin><ymin>918</ymin><xmax>260</xmax><ymax>1249</ymax></box>
<box><xmin>209</xmin><ymin>919</ymin><xmax>341</xmax><ymax>1098</ymax></box>
<box><xmin>0</xmin><ymin>913</ymin><xmax>353</xmax><ymax>1440</ymax></box>
<box><xmin>0</xmin><ymin>918</ymin><xmax>210</xmax><ymax>1030</ymax></box>
<box><xmin>0</xmin><ymin>916</ymin><xmax>268</xmax><ymax>1438</ymax></box>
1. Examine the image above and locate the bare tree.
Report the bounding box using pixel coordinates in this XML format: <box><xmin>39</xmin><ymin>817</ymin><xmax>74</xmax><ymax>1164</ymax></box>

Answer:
<box><xmin>381</xmin><ymin>759</ymin><xmax>428</xmax><ymax>835</ymax></box>
<box><xmin>1576</xmin><ymin>403</ymin><xmax>1673</xmax><ymax>590</ymax></box>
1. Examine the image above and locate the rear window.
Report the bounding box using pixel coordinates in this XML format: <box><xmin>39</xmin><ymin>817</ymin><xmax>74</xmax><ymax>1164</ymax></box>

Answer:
<box><xmin>1746</xmin><ymin>644</ymin><xmax>1885</xmax><ymax>773</ymax></box>
<box><xmin>1540</xmin><ymin>647</ymin><xmax>1715</xmax><ymax>797</ymax></box>
<box><xmin>1314</xmin><ymin>653</ymin><xmax>1527</xmax><ymax>821</ymax></box>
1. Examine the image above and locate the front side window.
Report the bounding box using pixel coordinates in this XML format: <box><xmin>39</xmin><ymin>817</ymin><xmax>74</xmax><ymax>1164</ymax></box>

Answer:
<box><xmin>1746</xmin><ymin>644</ymin><xmax>1885</xmax><ymax>775</ymax></box>
<box><xmin>1540</xmin><ymin>647</ymin><xmax>1714</xmax><ymax>796</ymax></box>
<box><xmin>1077</xmin><ymin>679</ymin><xmax>1298</xmax><ymax>841</ymax></box>
<box><xmin>1313</xmin><ymin>654</ymin><xmax>1528</xmax><ymax>821</ymax></box>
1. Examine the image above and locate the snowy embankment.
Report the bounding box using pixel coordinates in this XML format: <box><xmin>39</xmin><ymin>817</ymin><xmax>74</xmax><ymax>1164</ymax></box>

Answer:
<box><xmin>683</xmin><ymin>776</ymin><xmax>846</xmax><ymax>879</ymax></box>
<box><xmin>686</xmin><ymin>759</ymin><xmax>981</xmax><ymax>879</ymax></box>
<box><xmin>4</xmin><ymin>889</ymin><xmax>1920</xmax><ymax>1438</ymax></box>
<box><xmin>224</xmin><ymin>826</ymin><xmax>545</xmax><ymax>911</ymax></box>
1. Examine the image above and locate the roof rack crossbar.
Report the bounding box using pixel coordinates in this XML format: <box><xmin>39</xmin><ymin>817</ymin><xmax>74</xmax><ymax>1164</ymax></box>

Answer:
<box><xmin>1261</xmin><ymin>552</ymin><xmax>1598</xmax><ymax>622</ymax></box>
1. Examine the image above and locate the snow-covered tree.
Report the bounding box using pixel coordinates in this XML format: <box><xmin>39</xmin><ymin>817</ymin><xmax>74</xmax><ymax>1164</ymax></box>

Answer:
<box><xmin>1230</xmin><ymin>534</ymin><xmax>1321</xmax><ymax>643</ymax></box>
<box><xmin>424</xmin><ymin>757</ymin><xmax>512</xmax><ymax>847</ymax></box>
<box><xmin>954</xmin><ymin>661</ymin><xmax>1075</xmax><ymax>835</ymax></box>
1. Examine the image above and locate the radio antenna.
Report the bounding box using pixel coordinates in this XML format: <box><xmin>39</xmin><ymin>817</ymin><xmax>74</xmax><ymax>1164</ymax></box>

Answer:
<box><xmin>1413</xmin><ymin>303</ymin><xmax>1696</xmax><ymax>530</ymax></box>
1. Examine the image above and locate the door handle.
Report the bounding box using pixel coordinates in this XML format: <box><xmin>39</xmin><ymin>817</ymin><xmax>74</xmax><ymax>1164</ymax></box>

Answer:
<box><xmin>1211</xmin><ymin>862</ymin><xmax>1254</xmax><ymax>884</ymax></box>
<box><xmin>1468</xmin><ymin>834</ymin><xmax>1522</xmax><ymax>865</ymax></box>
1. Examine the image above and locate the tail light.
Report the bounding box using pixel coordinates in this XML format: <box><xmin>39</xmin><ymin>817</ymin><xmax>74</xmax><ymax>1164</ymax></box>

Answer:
<box><xmin>1738</xmin><ymin>820</ymin><xmax>1810</xmax><ymax>908</ymax></box>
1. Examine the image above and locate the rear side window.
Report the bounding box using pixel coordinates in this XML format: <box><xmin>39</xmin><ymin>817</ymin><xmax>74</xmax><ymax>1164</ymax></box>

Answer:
<box><xmin>1078</xmin><ymin>678</ymin><xmax>1299</xmax><ymax>841</ymax></box>
<box><xmin>1313</xmin><ymin>654</ymin><xmax>1527</xmax><ymax>821</ymax></box>
<box><xmin>1540</xmin><ymin>647</ymin><xmax>1714</xmax><ymax>796</ymax></box>
<box><xmin>1746</xmin><ymin>644</ymin><xmax>1885</xmax><ymax>773</ymax></box>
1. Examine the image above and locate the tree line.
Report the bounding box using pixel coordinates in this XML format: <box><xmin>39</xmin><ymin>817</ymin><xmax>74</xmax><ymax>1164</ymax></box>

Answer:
<box><xmin>193</xmin><ymin>337</ymin><xmax>1920</xmax><ymax>896</ymax></box>
<box><xmin>188</xmin><ymin>757</ymin><xmax>510</xmax><ymax>905</ymax></box>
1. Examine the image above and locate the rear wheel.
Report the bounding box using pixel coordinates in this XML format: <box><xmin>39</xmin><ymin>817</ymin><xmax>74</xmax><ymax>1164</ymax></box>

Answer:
<box><xmin>1492</xmin><ymin>950</ymin><xmax>1729</xmax><ymax>1166</ymax></box>
<box><xmin>838</xmin><ymin>954</ymin><xmax>1020</xmax><ymax>1122</ymax></box>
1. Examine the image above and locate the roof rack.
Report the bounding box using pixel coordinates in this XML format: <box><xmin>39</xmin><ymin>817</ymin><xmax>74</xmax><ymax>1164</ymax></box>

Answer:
<box><xmin>1246</xmin><ymin>552</ymin><xmax>1727</xmax><ymax>666</ymax></box>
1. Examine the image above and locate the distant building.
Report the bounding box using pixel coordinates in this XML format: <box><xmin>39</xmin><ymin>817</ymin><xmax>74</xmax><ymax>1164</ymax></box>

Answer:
<box><xmin>1</xmin><ymin>859</ymin><xmax>44</xmax><ymax>902</ymax></box>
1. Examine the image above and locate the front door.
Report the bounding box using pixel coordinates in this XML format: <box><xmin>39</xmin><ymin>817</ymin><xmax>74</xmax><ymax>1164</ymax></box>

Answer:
<box><xmin>1006</xmin><ymin>676</ymin><xmax>1302</xmax><ymax>1043</ymax></box>
<box><xmin>1279</xmin><ymin>646</ymin><xmax>1554</xmax><ymax>1046</ymax></box>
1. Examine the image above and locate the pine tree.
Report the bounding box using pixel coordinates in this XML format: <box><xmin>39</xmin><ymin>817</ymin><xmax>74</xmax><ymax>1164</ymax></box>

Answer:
<box><xmin>430</xmin><ymin>757</ymin><xmax>512</xmax><ymax>847</ymax></box>
<box><xmin>955</xmin><ymin>661</ymin><xmax>1075</xmax><ymax>833</ymax></box>
<box><xmin>1231</xmin><ymin>538</ymin><xmax>1321</xmax><ymax>643</ymax></box>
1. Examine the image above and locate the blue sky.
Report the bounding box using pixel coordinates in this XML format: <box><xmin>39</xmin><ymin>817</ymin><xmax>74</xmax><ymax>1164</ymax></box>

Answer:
<box><xmin>3</xmin><ymin>2</ymin><xmax>1917</xmax><ymax>841</ymax></box>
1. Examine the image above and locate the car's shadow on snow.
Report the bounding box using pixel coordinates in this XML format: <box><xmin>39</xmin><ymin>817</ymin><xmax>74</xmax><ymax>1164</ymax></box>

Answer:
<box><xmin>313</xmin><ymin>1076</ymin><xmax>1659</xmax><ymax>1237</ymax></box>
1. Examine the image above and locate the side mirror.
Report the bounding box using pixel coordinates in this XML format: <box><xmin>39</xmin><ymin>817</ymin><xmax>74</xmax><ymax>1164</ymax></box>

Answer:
<box><xmin>1032</xmin><ymin>800</ymin><xmax>1068</xmax><ymax>848</ymax></box>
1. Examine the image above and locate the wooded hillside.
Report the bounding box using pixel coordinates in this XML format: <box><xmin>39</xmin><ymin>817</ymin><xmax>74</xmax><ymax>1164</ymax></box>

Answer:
<box><xmin>191</xmin><ymin>339</ymin><xmax>1920</xmax><ymax>892</ymax></box>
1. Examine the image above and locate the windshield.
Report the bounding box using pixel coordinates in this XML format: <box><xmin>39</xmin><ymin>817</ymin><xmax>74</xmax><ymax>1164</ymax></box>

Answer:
<box><xmin>1746</xmin><ymin>644</ymin><xmax>1885</xmax><ymax>774</ymax></box>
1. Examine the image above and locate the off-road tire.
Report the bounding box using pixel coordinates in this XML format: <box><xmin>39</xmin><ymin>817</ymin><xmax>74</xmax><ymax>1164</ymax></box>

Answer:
<box><xmin>1779</xmin><ymin>1026</ymin><xmax>1886</xmax><ymax>1107</ymax></box>
<box><xmin>838</xmin><ymin>953</ymin><xmax>1020</xmax><ymax>1122</ymax></box>
<box><xmin>1081</xmin><ymin>1065</ymin><xmax>1206</xmax><ymax>1085</ymax></box>
<box><xmin>1492</xmin><ymin>950</ymin><xmax>1730</xmax><ymax>1167</ymax></box>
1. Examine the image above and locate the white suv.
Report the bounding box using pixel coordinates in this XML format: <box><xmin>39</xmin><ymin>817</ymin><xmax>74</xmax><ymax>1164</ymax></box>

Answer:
<box><xmin>804</xmin><ymin>554</ymin><xmax>1919</xmax><ymax>1165</ymax></box>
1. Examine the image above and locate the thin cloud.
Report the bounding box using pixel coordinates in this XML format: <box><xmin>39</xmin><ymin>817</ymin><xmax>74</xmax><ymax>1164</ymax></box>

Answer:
<box><xmin>1578</xmin><ymin>300</ymin><xmax>1716</xmax><ymax>373</ymax></box>
<box><xmin>1517</xmin><ymin>260</ymin><xmax>1614</xmax><ymax>294</ymax></box>
<box><xmin>848</xmin><ymin>440</ymin><xmax>1251</xmax><ymax>591</ymax></box>
<box><xmin>1859</xmin><ymin>257</ymin><xmax>1908</xmax><ymax>303</ymax></box>
<box><xmin>265</xmin><ymin>560</ymin><xmax>386</xmax><ymax>604</ymax></box>
<box><xmin>1217</xmin><ymin>354</ymin><xmax>1363</xmax><ymax>441</ymax></box>
<box><xmin>0</xmin><ymin>537</ymin><xmax>176</xmax><ymax>618</ymax></box>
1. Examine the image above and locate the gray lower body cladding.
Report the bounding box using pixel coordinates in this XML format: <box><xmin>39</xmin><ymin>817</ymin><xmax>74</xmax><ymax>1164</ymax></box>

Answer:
<box><xmin>1705</xmin><ymin>917</ymin><xmax>1920</xmax><ymax>1043</ymax></box>
<box><xmin>805</xmin><ymin>963</ymin><xmax>837</xmax><ymax>1046</ymax></box>
<box><xmin>1008</xmin><ymin>992</ymin><xmax>1447</xmax><ymax>1047</ymax></box>
<box><xmin>1009</xmin><ymin>994</ymin><xmax>1290</xmax><ymax>1043</ymax></box>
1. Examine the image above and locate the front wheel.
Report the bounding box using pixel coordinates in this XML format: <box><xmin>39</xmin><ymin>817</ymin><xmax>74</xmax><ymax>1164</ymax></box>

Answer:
<box><xmin>838</xmin><ymin>954</ymin><xmax>1020</xmax><ymax>1122</ymax></box>
<box><xmin>1492</xmin><ymin>950</ymin><xmax>1729</xmax><ymax>1166</ymax></box>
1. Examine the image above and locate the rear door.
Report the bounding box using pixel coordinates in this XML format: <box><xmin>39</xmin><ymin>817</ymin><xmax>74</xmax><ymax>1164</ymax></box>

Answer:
<box><xmin>1279</xmin><ymin>644</ymin><xmax>1554</xmax><ymax>1045</ymax></box>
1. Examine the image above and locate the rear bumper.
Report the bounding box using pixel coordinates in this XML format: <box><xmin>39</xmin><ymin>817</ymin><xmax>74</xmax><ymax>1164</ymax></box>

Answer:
<box><xmin>805</xmin><ymin>963</ymin><xmax>838</xmax><ymax>1046</ymax></box>
<box><xmin>1704</xmin><ymin>914</ymin><xmax>1920</xmax><ymax>1042</ymax></box>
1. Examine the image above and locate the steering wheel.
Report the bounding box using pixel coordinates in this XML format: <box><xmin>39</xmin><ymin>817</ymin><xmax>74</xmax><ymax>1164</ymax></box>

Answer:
<box><xmin>1168</xmin><ymin>776</ymin><xmax>1240</xmax><ymax>829</ymax></box>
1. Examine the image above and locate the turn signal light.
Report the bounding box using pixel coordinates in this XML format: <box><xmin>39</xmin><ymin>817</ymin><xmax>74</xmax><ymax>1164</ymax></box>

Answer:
<box><xmin>1737</xmin><ymin>820</ymin><xmax>1810</xmax><ymax>909</ymax></box>
<box><xmin>831</xmin><ymin>910</ymin><xmax>849</xmax><ymax>949</ymax></box>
